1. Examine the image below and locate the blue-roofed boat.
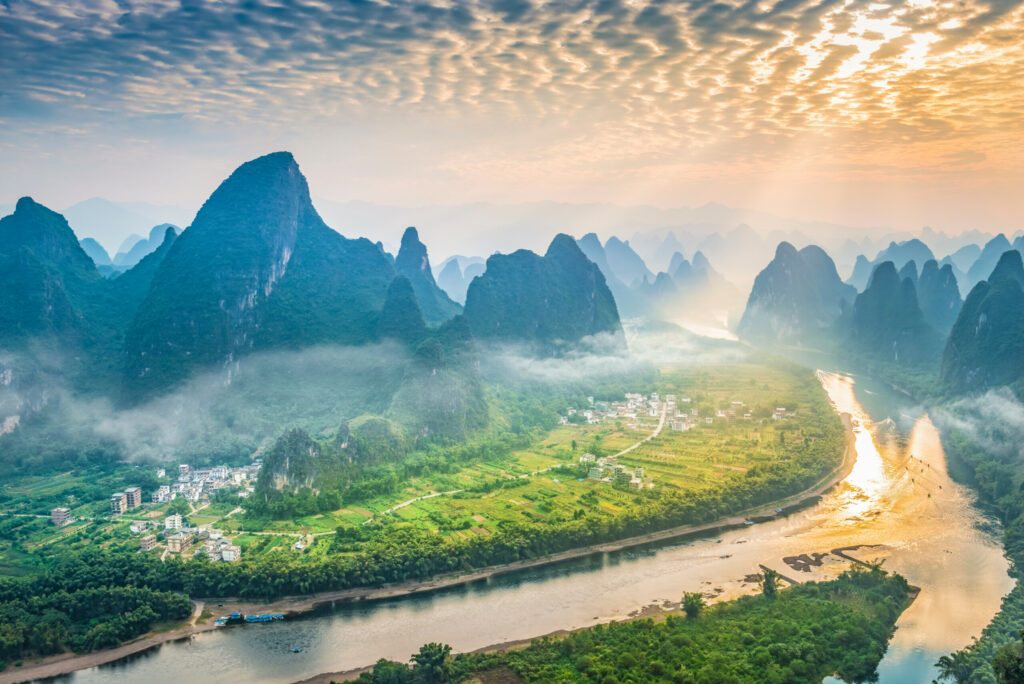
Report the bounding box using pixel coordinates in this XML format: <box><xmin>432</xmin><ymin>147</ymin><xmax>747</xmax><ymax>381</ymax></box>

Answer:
<box><xmin>244</xmin><ymin>612</ymin><xmax>286</xmax><ymax>623</ymax></box>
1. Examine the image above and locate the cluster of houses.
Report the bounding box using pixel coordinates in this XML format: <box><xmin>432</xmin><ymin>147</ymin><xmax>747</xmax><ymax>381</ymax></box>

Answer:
<box><xmin>578</xmin><ymin>453</ymin><xmax>647</xmax><ymax>490</ymax></box>
<box><xmin>135</xmin><ymin>513</ymin><xmax>242</xmax><ymax>562</ymax></box>
<box><xmin>109</xmin><ymin>486</ymin><xmax>143</xmax><ymax>515</ymax></box>
<box><xmin>152</xmin><ymin>462</ymin><xmax>261</xmax><ymax>504</ymax></box>
<box><xmin>561</xmin><ymin>392</ymin><xmax>670</xmax><ymax>428</ymax></box>
<box><xmin>564</xmin><ymin>391</ymin><xmax>793</xmax><ymax>434</ymax></box>
<box><xmin>46</xmin><ymin>461</ymin><xmax>261</xmax><ymax>559</ymax></box>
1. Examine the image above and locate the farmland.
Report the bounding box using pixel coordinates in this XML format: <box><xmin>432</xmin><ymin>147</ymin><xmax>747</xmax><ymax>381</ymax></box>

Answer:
<box><xmin>0</xmin><ymin>358</ymin><xmax>842</xmax><ymax>582</ymax></box>
<box><xmin>222</xmin><ymin>360</ymin><xmax>837</xmax><ymax>559</ymax></box>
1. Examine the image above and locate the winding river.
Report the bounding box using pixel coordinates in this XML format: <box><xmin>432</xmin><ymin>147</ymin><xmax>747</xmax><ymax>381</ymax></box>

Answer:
<box><xmin>43</xmin><ymin>370</ymin><xmax>1013</xmax><ymax>683</ymax></box>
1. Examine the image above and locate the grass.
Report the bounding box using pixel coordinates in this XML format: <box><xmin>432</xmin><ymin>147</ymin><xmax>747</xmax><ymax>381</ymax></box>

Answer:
<box><xmin>251</xmin><ymin>360</ymin><xmax>835</xmax><ymax>552</ymax></box>
<box><xmin>0</xmin><ymin>359</ymin><xmax>838</xmax><ymax>571</ymax></box>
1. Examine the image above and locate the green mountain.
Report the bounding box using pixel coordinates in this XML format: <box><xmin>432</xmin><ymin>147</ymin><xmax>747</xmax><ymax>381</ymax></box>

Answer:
<box><xmin>917</xmin><ymin>259</ymin><xmax>962</xmax><ymax>333</ymax></box>
<box><xmin>122</xmin><ymin>152</ymin><xmax>396</xmax><ymax>397</ymax></box>
<box><xmin>394</xmin><ymin>227</ymin><xmax>461</xmax><ymax>326</ymax></box>
<box><xmin>0</xmin><ymin>201</ymin><xmax>187</xmax><ymax>395</ymax></box>
<box><xmin>377</xmin><ymin>276</ymin><xmax>428</xmax><ymax>344</ymax></box>
<box><xmin>942</xmin><ymin>250</ymin><xmax>1024</xmax><ymax>395</ymax></box>
<box><xmin>738</xmin><ymin>242</ymin><xmax>855</xmax><ymax>344</ymax></box>
<box><xmin>845</xmin><ymin>261</ymin><xmax>943</xmax><ymax>366</ymax></box>
<box><xmin>0</xmin><ymin>198</ymin><xmax>104</xmax><ymax>344</ymax></box>
<box><xmin>107</xmin><ymin>226</ymin><xmax>179</xmax><ymax>327</ymax></box>
<box><xmin>464</xmin><ymin>234</ymin><xmax>622</xmax><ymax>345</ymax></box>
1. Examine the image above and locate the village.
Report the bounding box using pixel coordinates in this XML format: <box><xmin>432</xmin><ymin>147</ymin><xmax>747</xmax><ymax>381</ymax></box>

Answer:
<box><xmin>50</xmin><ymin>460</ymin><xmax>263</xmax><ymax>563</ymax></box>
<box><xmin>568</xmin><ymin>390</ymin><xmax>793</xmax><ymax>490</ymax></box>
<box><xmin>39</xmin><ymin>389</ymin><xmax>797</xmax><ymax>568</ymax></box>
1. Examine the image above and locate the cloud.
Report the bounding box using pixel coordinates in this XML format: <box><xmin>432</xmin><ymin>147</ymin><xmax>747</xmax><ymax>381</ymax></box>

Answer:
<box><xmin>1</xmin><ymin>0</ymin><xmax>1020</xmax><ymax>156</ymax></box>
<box><xmin>0</xmin><ymin>0</ymin><xmax>1021</xmax><ymax>228</ymax></box>
<box><xmin>0</xmin><ymin>342</ymin><xmax>412</xmax><ymax>461</ymax></box>
<box><xmin>933</xmin><ymin>387</ymin><xmax>1024</xmax><ymax>460</ymax></box>
<box><xmin>481</xmin><ymin>325</ymin><xmax>746</xmax><ymax>386</ymax></box>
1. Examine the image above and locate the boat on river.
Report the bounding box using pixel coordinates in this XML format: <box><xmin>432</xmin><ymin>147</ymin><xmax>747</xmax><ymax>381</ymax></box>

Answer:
<box><xmin>244</xmin><ymin>613</ymin><xmax>286</xmax><ymax>623</ymax></box>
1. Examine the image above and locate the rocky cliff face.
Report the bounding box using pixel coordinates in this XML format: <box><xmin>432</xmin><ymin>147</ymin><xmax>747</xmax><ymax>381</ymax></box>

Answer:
<box><xmin>464</xmin><ymin>234</ymin><xmax>622</xmax><ymax>346</ymax></box>
<box><xmin>942</xmin><ymin>250</ymin><xmax>1024</xmax><ymax>394</ymax></box>
<box><xmin>122</xmin><ymin>152</ymin><xmax>395</xmax><ymax>397</ymax></box>
<box><xmin>394</xmin><ymin>227</ymin><xmax>461</xmax><ymax>326</ymax></box>
<box><xmin>255</xmin><ymin>428</ymin><xmax>322</xmax><ymax>496</ymax></box>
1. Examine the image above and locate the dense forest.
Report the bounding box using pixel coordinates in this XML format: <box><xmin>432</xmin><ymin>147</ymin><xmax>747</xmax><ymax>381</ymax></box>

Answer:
<box><xmin>935</xmin><ymin>422</ymin><xmax>1024</xmax><ymax>683</ymax></box>
<box><xmin>0</xmin><ymin>582</ymin><xmax>191</xmax><ymax>665</ymax></box>
<box><xmin>354</xmin><ymin>566</ymin><xmax>914</xmax><ymax>684</ymax></box>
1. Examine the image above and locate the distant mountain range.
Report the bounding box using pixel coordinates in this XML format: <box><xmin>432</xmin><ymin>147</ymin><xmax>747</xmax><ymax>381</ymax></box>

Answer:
<box><xmin>576</xmin><ymin>234</ymin><xmax>741</xmax><ymax>326</ymax></box>
<box><xmin>62</xmin><ymin>197</ymin><xmax>192</xmax><ymax>252</ymax></box>
<box><xmin>4</xmin><ymin>156</ymin><xmax>1022</xmax><ymax>415</ymax></box>
<box><xmin>435</xmin><ymin>257</ymin><xmax>486</xmax><ymax>304</ymax></box>
<box><xmin>738</xmin><ymin>235</ymin><xmax>1020</xmax><ymax>394</ymax></box>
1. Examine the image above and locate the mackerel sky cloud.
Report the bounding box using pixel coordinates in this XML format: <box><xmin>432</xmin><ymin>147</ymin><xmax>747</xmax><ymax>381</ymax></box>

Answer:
<box><xmin>1</xmin><ymin>0</ymin><xmax>1022</xmax><ymax>231</ymax></box>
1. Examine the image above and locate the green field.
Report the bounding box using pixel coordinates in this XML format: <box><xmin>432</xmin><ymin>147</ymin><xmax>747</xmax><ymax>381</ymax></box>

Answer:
<box><xmin>0</xmin><ymin>358</ymin><xmax>839</xmax><ymax>573</ymax></box>
<box><xmin>220</xmin><ymin>360</ymin><xmax>834</xmax><ymax>558</ymax></box>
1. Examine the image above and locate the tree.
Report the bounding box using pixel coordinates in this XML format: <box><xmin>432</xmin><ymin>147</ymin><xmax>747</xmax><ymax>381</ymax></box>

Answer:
<box><xmin>166</xmin><ymin>497</ymin><xmax>190</xmax><ymax>518</ymax></box>
<box><xmin>760</xmin><ymin>569</ymin><xmax>781</xmax><ymax>599</ymax></box>
<box><xmin>682</xmin><ymin>592</ymin><xmax>705</xmax><ymax>619</ymax></box>
<box><xmin>412</xmin><ymin>642</ymin><xmax>452</xmax><ymax>683</ymax></box>
<box><xmin>994</xmin><ymin>632</ymin><xmax>1024</xmax><ymax>684</ymax></box>
<box><xmin>935</xmin><ymin>650</ymin><xmax>973</xmax><ymax>683</ymax></box>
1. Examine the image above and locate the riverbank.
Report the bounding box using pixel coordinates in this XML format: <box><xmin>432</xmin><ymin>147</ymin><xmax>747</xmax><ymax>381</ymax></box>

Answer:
<box><xmin>303</xmin><ymin>553</ymin><xmax>919</xmax><ymax>684</ymax></box>
<box><xmin>0</xmin><ymin>411</ymin><xmax>856</xmax><ymax>684</ymax></box>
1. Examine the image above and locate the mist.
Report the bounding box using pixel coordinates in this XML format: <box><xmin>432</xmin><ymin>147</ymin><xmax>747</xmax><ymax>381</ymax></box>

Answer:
<box><xmin>0</xmin><ymin>326</ymin><xmax>748</xmax><ymax>465</ymax></box>
<box><xmin>933</xmin><ymin>388</ymin><xmax>1024</xmax><ymax>460</ymax></box>
<box><xmin>480</xmin><ymin>326</ymin><xmax>746</xmax><ymax>388</ymax></box>
<box><xmin>0</xmin><ymin>342</ymin><xmax>412</xmax><ymax>464</ymax></box>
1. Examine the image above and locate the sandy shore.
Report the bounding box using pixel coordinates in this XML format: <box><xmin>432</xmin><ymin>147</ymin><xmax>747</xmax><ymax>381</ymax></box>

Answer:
<box><xmin>3</xmin><ymin>416</ymin><xmax>855</xmax><ymax>684</ymax></box>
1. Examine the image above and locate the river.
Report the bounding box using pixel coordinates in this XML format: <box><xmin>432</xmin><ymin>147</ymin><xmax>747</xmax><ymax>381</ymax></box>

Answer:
<box><xmin>43</xmin><ymin>370</ymin><xmax>1012</xmax><ymax>683</ymax></box>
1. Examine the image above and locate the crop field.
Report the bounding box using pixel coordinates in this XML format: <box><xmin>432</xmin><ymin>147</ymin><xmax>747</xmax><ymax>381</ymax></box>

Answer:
<box><xmin>229</xmin><ymin>359</ymin><xmax>831</xmax><ymax>555</ymax></box>
<box><xmin>0</xmin><ymin>358</ymin><xmax>836</xmax><ymax>568</ymax></box>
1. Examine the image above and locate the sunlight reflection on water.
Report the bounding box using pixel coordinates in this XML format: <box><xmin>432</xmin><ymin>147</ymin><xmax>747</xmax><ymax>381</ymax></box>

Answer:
<box><xmin>49</xmin><ymin>370</ymin><xmax>1013</xmax><ymax>684</ymax></box>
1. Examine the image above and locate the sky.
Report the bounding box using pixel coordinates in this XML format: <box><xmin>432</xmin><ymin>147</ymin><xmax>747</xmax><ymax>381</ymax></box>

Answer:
<box><xmin>1</xmin><ymin>0</ymin><xmax>1022</xmax><ymax>236</ymax></box>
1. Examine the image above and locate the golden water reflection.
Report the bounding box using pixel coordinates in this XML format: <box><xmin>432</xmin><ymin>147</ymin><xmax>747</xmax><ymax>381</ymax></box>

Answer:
<box><xmin>812</xmin><ymin>371</ymin><xmax>1012</xmax><ymax>671</ymax></box>
<box><xmin>52</xmin><ymin>370</ymin><xmax>1015</xmax><ymax>684</ymax></box>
